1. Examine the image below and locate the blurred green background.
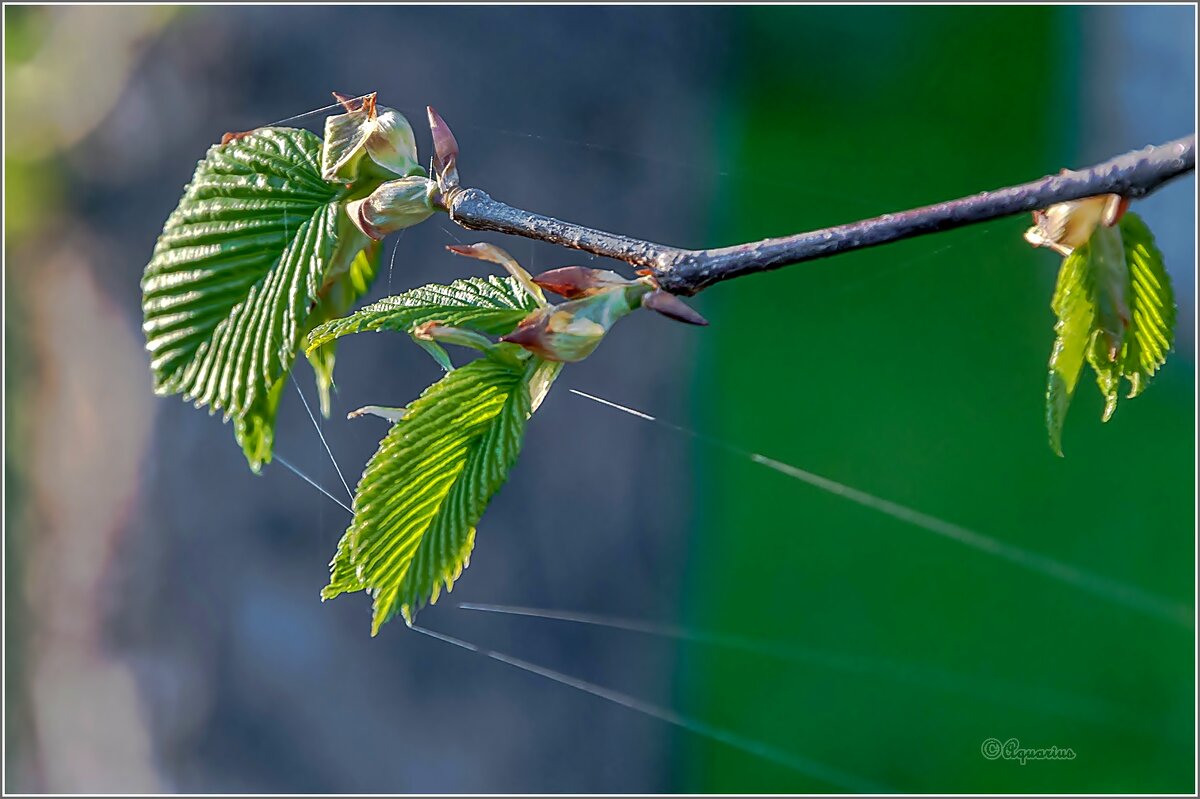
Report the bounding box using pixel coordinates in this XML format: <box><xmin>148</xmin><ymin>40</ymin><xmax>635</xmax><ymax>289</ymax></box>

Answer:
<box><xmin>4</xmin><ymin>4</ymin><xmax>1194</xmax><ymax>794</ymax></box>
<box><xmin>683</xmin><ymin>5</ymin><xmax>1194</xmax><ymax>793</ymax></box>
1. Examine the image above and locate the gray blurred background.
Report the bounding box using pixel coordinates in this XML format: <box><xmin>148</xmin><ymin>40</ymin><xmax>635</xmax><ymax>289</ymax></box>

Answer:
<box><xmin>6</xmin><ymin>6</ymin><xmax>725</xmax><ymax>792</ymax></box>
<box><xmin>4</xmin><ymin>5</ymin><xmax>1195</xmax><ymax>794</ymax></box>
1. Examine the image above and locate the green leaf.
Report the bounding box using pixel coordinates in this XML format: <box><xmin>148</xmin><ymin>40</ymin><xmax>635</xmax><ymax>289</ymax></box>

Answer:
<box><xmin>306</xmin><ymin>240</ymin><xmax>383</xmax><ymax>416</ymax></box>
<box><xmin>1084</xmin><ymin>222</ymin><xmax>1129</xmax><ymax>422</ymax></box>
<box><xmin>306</xmin><ymin>275</ymin><xmax>539</xmax><ymax>352</ymax></box>
<box><xmin>413</xmin><ymin>338</ymin><xmax>454</xmax><ymax>372</ymax></box>
<box><xmin>233</xmin><ymin>372</ymin><xmax>287</xmax><ymax>471</ymax></box>
<box><xmin>1045</xmin><ymin>246</ymin><xmax>1095</xmax><ymax>456</ymax></box>
<box><xmin>1085</xmin><ymin>328</ymin><xmax>1122</xmax><ymax>423</ymax></box>
<box><xmin>1040</xmin><ymin>210</ymin><xmax>1175</xmax><ymax>455</ymax></box>
<box><xmin>1117</xmin><ymin>212</ymin><xmax>1175</xmax><ymax>398</ymax></box>
<box><xmin>141</xmin><ymin>127</ymin><xmax>370</xmax><ymax>471</ymax></box>
<box><xmin>323</xmin><ymin>356</ymin><xmax>535</xmax><ymax>633</ymax></box>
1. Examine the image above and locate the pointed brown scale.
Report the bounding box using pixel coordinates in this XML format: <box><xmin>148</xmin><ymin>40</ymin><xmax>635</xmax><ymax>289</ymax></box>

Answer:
<box><xmin>332</xmin><ymin>91</ymin><xmax>377</xmax><ymax>116</ymax></box>
<box><xmin>445</xmin><ymin>242</ymin><xmax>502</xmax><ymax>263</ymax></box>
<box><xmin>426</xmin><ymin>106</ymin><xmax>460</xmax><ymax>188</ymax></box>
<box><xmin>221</xmin><ymin>129</ymin><xmax>258</xmax><ymax>145</ymax></box>
<box><xmin>531</xmin><ymin>266</ymin><xmax>632</xmax><ymax>299</ymax></box>
<box><xmin>498</xmin><ymin>319</ymin><xmax>544</xmax><ymax>351</ymax></box>
<box><xmin>641</xmin><ymin>290</ymin><xmax>709</xmax><ymax>326</ymax></box>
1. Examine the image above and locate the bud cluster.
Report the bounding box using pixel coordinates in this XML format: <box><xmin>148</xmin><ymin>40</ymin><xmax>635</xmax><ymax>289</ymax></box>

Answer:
<box><xmin>434</xmin><ymin>244</ymin><xmax>709</xmax><ymax>364</ymax></box>
<box><xmin>322</xmin><ymin>92</ymin><xmax>423</xmax><ymax>183</ymax></box>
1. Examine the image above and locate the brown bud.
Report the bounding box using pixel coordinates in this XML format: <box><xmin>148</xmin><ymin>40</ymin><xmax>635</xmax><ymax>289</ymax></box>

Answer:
<box><xmin>427</xmin><ymin>106</ymin><xmax>460</xmax><ymax>190</ymax></box>
<box><xmin>498</xmin><ymin>308</ymin><xmax>608</xmax><ymax>362</ymax></box>
<box><xmin>532</xmin><ymin>266</ymin><xmax>633</xmax><ymax>299</ymax></box>
<box><xmin>498</xmin><ymin>289</ymin><xmax>636</xmax><ymax>362</ymax></box>
<box><xmin>641</xmin><ymin>290</ymin><xmax>709</xmax><ymax>326</ymax></box>
<box><xmin>497</xmin><ymin>318</ymin><xmax>545</xmax><ymax>350</ymax></box>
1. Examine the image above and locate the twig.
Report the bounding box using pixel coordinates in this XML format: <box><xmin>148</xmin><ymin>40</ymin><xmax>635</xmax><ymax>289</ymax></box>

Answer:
<box><xmin>444</xmin><ymin>134</ymin><xmax>1195</xmax><ymax>296</ymax></box>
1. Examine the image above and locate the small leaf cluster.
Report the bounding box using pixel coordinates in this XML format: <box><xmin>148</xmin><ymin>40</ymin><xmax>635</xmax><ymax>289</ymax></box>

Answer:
<box><xmin>306</xmin><ymin>243</ymin><xmax>694</xmax><ymax>632</ymax></box>
<box><xmin>141</xmin><ymin>92</ymin><xmax>704</xmax><ymax>631</ymax></box>
<box><xmin>141</xmin><ymin>94</ymin><xmax>431</xmax><ymax>472</ymax></box>
<box><xmin>1034</xmin><ymin>206</ymin><xmax>1176</xmax><ymax>455</ymax></box>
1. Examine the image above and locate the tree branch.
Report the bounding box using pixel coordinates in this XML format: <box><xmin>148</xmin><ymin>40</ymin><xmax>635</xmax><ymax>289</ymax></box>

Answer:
<box><xmin>445</xmin><ymin>134</ymin><xmax>1195</xmax><ymax>295</ymax></box>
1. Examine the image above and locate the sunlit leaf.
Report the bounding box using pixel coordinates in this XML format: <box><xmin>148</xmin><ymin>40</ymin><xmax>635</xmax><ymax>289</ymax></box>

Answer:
<box><xmin>1040</xmin><ymin>209</ymin><xmax>1175</xmax><ymax>455</ymax></box>
<box><xmin>306</xmin><ymin>275</ymin><xmax>539</xmax><ymax>352</ymax></box>
<box><xmin>1117</xmin><ymin>212</ymin><xmax>1175</xmax><ymax>398</ymax></box>
<box><xmin>141</xmin><ymin>127</ymin><xmax>364</xmax><ymax>471</ymax></box>
<box><xmin>323</xmin><ymin>356</ymin><xmax>535</xmax><ymax>633</ymax></box>
<box><xmin>1084</xmin><ymin>223</ymin><xmax>1128</xmax><ymax>422</ymax></box>
<box><xmin>306</xmin><ymin>240</ymin><xmax>383</xmax><ymax>416</ymax></box>
<box><xmin>1045</xmin><ymin>246</ymin><xmax>1095</xmax><ymax>456</ymax></box>
<box><xmin>233</xmin><ymin>372</ymin><xmax>288</xmax><ymax>472</ymax></box>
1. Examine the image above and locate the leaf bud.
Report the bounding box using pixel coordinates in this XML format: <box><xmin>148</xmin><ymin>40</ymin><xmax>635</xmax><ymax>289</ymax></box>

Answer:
<box><xmin>531</xmin><ymin>266</ymin><xmax>635</xmax><ymax>299</ymax></box>
<box><xmin>412</xmin><ymin>320</ymin><xmax>494</xmax><ymax>353</ymax></box>
<box><xmin>426</xmin><ymin>106</ymin><xmax>460</xmax><ymax>190</ymax></box>
<box><xmin>1024</xmin><ymin>193</ymin><xmax>1127</xmax><ymax>256</ymax></box>
<box><xmin>499</xmin><ymin>286</ymin><xmax>646</xmax><ymax>362</ymax></box>
<box><xmin>640</xmin><ymin>289</ymin><xmax>709</xmax><ymax>326</ymax></box>
<box><xmin>323</xmin><ymin>92</ymin><xmax>422</xmax><ymax>182</ymax></box>
<box><xmin>346</xmin><ymin>176</ymin><xmax>438</xmax><ymax>240</ymax></box>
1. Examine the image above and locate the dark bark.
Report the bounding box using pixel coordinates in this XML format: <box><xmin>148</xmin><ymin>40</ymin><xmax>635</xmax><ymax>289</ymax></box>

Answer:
<box><xmin>445</xmin><ymin>135</ymin><xmax>1195</xmax><ymax>295</ymax></box>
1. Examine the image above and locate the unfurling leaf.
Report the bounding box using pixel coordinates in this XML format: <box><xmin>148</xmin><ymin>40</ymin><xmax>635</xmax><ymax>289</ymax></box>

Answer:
<box><xmin>306</xmin><ymin>275</ymin><xmax>539</xmax><ymax>353</ymax></box>
<box><xmin>322</xmin><ymin>92</ymin><xmax>422</xmax><ymax>182</ymax></box>
<box><xmin>1118</xmin><ymin>212</ymin><xmax>1175</xmax><ymax>398</ymax></box>
<box><xmin>1045</xmin><ymin>247</ymin><xmax>1094</xmax><ymax>457</ymax></box>
<box><xmin>323</xmin><ymin>356</ymin><xmax>535</xmax><ymax>633</ymax></box>
<box><xmin>306</xmin><ymin>240</ymin><xmax>383</xmax><ymax>416</ymax></box>
<box><xmin>346</xmin><ymin>176</ymin><xmax>437</xmax><ymax>240</ymax></box>
<box><xmin>141</xmin><ymin>127</ymin><xmax>365</xmax><ymax>472</ymax></box>
<box><xmin>447</xmin><ymin>243</ymin><xmax>547</xmax><ymax>306</ymax></box>
<box><xmin>1038</xmin><ymin>209</ymin><xmax>1175</xmax><ymax>455</ymax></box>
<box><xmin>499</xmin><ymin>283</ymin><xmax>651</xmax><ymax>362</ymax></box>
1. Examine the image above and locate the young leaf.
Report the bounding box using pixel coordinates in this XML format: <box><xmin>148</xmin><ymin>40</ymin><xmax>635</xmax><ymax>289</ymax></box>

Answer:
<box><xmin>1084</xmin><ymin>222</ymin><xmax>1129</xmax><ymax>422</ymax></box>
<box><xmin>1039</xmin><ymin>208</ymin><xmax>1175</xmax><ymax>455</ymax></box>
<box><xmin>233</xmin><ymin>372</ymin><xmax>288</xmax><ymax>471</ymax></box>
<box><xmin>1117</xmin><ymin>212</ymin><xmax>1175</xmax><ymax>398</ymax></box>
<box><xmin>1045</xmin><ymin>246</ymin><xmax>1095</xmax><ymax>456</ymax></box>
<box><xmin>306</xmin><ymin>240</ymin><xmax>383</xmax><ymax>416</ymax></box>
<box><xmin>141</xmin><ymin>127</ymin><xmax>362</xmax><ymax>471</ymax></box>
<box><xmin>323</xmin><ymin>356</ymin><xmax>535</xmax><ymax>633</ymax></box>
<box><xmin>306</xmin><ymin>275</ymin><xmax>539</xmax><ymax>352</ymax></box>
